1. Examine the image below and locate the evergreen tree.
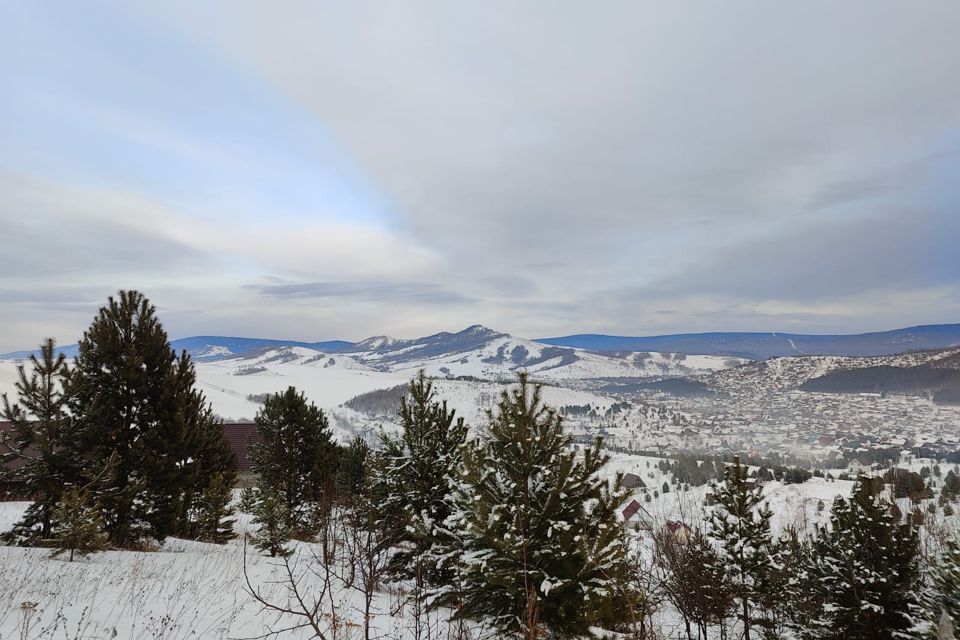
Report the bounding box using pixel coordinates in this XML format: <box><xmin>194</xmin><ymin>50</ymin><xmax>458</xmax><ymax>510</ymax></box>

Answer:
<box><xmin>0</xmin><ymin>339</ymin><xmax>76</xmax><ymax>543</ymax></box>
<box><xmin>706</xmin><ymin>457</ymin><xmax>774</xmax><ymax>640</ymax></box>
<box><xmin>437</xmin><ymin>373</ymin><xmax>631</xmax><ymax>638</ymax></box>
<box><xmin>943</xmin><ymin>471</ymin><xmax>960</xmax><ymax>500</ymax></box>
<box><xmin>238</xmin><ymin>487</ymin><xmax>258</xmax><ymax>513</ymax></box>
<box><xmin>173</xmin><ymin>364</ymin><xmax>238</xmax><ymax>539</ymax></box>
<box><xmin>377</xmin><ymin>370</ymin><xmax>468</xmax><ymax>586</ymax></box>
<box><xmin>337</xmin><ymin>435</ymin><xmax>370</xmax><ymax>500</ymax></box>
<box><xmin>191</xmin><ymin>472</ymin><xmax>236</xmax><ymax>544</ymax></box>
<box><xmin>923</xmin><ymin>537</ymin><xmax>960</xmax><ymax>638</ymax></box>
<box><xmin>800</xmin><ymin>479</ymin><xmax>922</xmax><ymax>639</ymax></box>
<box><xmin>67</xmin><ymin>291</ymin><xmax>233</xmax><ymax>545</ymax></box>
<box><xmin>249</xmin><ymin>386</ymin><xmax>337</xmax><ymax>533</ymax></box>
<box><xmin>250</xmin><ymin>487</ymin><xmax>292</xmax><ymax>557</ymax></box>
<box><xmin>49</xmin><ymin>486</ymin><xmax>109</xmax><ymax>562</ymax></box>
<box><xmin>769</xmin><ymin>526</ymin><xmax>819</xmax><ymax>639</ymax></box>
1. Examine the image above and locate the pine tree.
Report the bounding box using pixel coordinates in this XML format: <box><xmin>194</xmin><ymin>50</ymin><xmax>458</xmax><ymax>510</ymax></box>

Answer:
<box><xmin>0</xmin><ymin>339</ymin><xmax>76</xmax><ymax>543</ymax></box>
<box><xmin>238</xmin><ymin>487</ymin><xmax>258</xmax><ymax>513</ymax></box>
<box><xmin>337</xmin><ymin>435</ymin><xmax>370</xmax><ymax>500</ymax></box>
<box><xmin>250</xmin><ymin>487</ymin><xmax>292</xmax><ymax>557</ymax></box>
<box><xmin>49</xmin><ymin>486</ymin><xmax>109</xmax><ymax>562</ymax></box>
<box><xmin>706</xmin><ymin>457</ymin><xmax>774</xmax><ymax>640</ymax></box>
<box><xmin>800</xmin><ymin>479</ymin><xmax>922</xmax><ymax>639</ymax></box>
<box><xmin>769</xmin><ymin>526</ymin><xmax>819</xmax><ymax>638</ymax></box>
<box><xmin>250</xmin><ymin>386</ymin><xmax>337</xmax><ymax>534</ymax></box>
<box><xmin>66</xmin><ymin>291</ymin><xmax>236</xmax><ymax>545</ymax></box>
<box><xmin>377</xmin><ymin>370</ymin><xmax>468</xmax><ymax>586</ymax></box>
<box><xmin>178</xmin><ymin>409</ymin><xmax>238</xmax><ymax>539</ymax></box>
<box><xmin>191</xmin><ymin>472</ymin><xmax>237</xmax><ymax>544</ymax></box>
<box><xmin>923</xmin><ymin>537</ymin><xmax>960</xmax><ymax>638</ymax></box>
<box><xmin>943</xmin><ymin>471</ymin><xmax>960</xmax><ymax>500</ymax></box>
<box><xmin>437</xmin><ymin>373</ymin><xmax>631</xmax><ymax>638</ymax></box>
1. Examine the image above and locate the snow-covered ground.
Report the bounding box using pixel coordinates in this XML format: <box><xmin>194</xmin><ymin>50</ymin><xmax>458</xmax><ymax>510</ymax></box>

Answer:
<box><xmin>602</xmin><ymin>452</ymin><xmax>857</xmax><ymax>534</ymax></box>
<box><xmin>2</xmin><ymin>452</ymin><xmax>956</xmax><ymax>640</ymax></box>
<box><xmin>0</xmin><ymin>501</ymin><xmax>483</xmax><ymax>640</ymax></box>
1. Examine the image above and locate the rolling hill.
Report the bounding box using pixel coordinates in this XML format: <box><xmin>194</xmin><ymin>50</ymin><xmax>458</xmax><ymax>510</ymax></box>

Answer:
<box><xmin>536</xmin><ymin>324</ymin><xmax>960</xmax><ymax>360</ymax></box>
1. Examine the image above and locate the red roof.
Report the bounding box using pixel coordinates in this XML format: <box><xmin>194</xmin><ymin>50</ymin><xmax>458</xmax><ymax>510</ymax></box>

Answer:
<box><xmin>622</xmin><ymin>499</ymin><xmax>642</xmax><ymax>521</ymax></box>
<box><xmin>666</xmin><ymin>520</ymin><xmax>691</xmax><ymax>534</ymax></box>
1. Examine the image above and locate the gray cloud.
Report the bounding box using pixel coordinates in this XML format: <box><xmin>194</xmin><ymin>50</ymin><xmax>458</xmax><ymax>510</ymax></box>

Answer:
<box><xmin>250</xmin><ymin>281</ymin><xmax>474</xmax><ymax>305</ymax></box>
<box><xmin>3</xmin><ymin>1</ymin><xmax>960</xmax><ymax>348</ymax></box>
<box><xmin>0</xmin><ymin>174</ymin><xmax>212</xmax><ymax>280</ymax></box>
<box><xmin>141</xmin><ymin>0</ymin><xmax>960</xmax><ymax>333</ymax></box>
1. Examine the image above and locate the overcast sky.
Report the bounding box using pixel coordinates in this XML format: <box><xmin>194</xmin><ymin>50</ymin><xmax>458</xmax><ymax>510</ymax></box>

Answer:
<box><xmin>1</xmin><ymin>1</ymin><xmax>959</xmax><ymax>352</ymax></box>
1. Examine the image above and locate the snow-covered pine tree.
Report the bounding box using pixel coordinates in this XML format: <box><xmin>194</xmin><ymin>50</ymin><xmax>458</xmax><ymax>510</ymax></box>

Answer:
<box><xmin>439</xmin><ymin>373</ymin><xmax>631</xmax><ymax>639</ymax></box>
<box><xmin>377</xmin><ymin>370</ymin><xmax>468</xmax><ymax>587</ymax></box>
<box><xmin>49</xmin><ymin>486</ymin><xmax>109</xmax><ymax>562</ymax></box>
<box><xmin>337</xmin><ymin>435</ymin><xmax>370</xmax><ymax>500</ymax></box>
<box><xmin>801</xmin><ymin>479</ymin><xmax>922</xmax><ymax>640</ymax></box>
<box><xmin>173</xmin><ymin>362</ymin><xmax>238</xmax><ymax>540</ymax></box>
<box><xmin>923</xmin><ymin>536</ymin><xmax>960</xmax><ymax>638</ymax></box>
<box><xmin>250</xmin><ymin>486</ymin><xmax>292</xmax><ymax>557</ymax></box>
<box><xmin>0</xmin><ymin>339</ymin><xmax>76</xmax><ymax>543</ymax></box>
<box><xmin>191</xmin><ymin>472</ymin><xmax>236</xmax><ymax>543</ymax></box>
<box><xmin>249</xmin><ymin>386</ymin><xmax>337</xmax><ymax>534</ymax></box>
<box><xmin>706</xmin><ymin>457</ymin><xmax>774</xmax><ymax>640</ymax></box>
<box><xmin>767</xmin><ymin>526</ymin><xmax>818</xmax><ymax>639</ymax></box>
<box><xmin>67</xmin><ymin>291</ymin><xmax>235</xmax><ymax>545</ymax></box>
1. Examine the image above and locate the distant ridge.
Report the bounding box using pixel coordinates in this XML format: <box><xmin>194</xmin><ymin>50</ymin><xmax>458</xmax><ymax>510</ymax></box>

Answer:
<box><xmin>1</xmin><ymin>336</ymin><xmax>354</xmax><ymax>362</ymax></box>
<box><xmin>535</xmin><ymin>324</ymin><xmax>960</xmax><ymax>360</ymax></box>
<box><xmin>4</xmin><ymin>323</ymin><xmax>959</xmax><ymax>362</ymax></box>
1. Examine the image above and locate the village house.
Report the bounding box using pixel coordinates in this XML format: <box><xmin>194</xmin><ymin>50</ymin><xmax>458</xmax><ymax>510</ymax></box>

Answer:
<box><xmin>0</xmin><ymin>421</ymin><xmax>263</xmax><ymax>497</ymax></box>
<box><xmin>621</xmin><ymin>472</ymin><xmax>645</xmax><ymax>491</ymax></box>
<box><xmin>665</xmin><ymin>520</ymin><xmax>693</xmax><ymax>545</ymax></box>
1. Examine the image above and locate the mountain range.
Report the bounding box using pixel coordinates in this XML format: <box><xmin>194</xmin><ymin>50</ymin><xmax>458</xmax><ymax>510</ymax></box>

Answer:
<box><xmin>3</xmin><ymin>323</ymin><xmax>959</xmax><ymax>363</ymax></box>
<box><xmin>536</xmin><ymin>323</ymin><xmax>960</xmax><ymax>359</ymax></box>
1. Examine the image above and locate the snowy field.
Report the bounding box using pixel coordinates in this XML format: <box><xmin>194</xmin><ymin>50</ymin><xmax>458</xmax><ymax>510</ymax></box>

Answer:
<box><xmin>1</xmin><ymin>452</ymin><xmax>956</xmax><ymax>640</ymax></box>
<box><xmin>0</xmin><ymin>502</ymin><xmax>483</xmax><ymax>640</ymax></box>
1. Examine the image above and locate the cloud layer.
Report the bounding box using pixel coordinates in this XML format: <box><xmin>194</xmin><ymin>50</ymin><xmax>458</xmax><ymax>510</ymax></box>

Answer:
<box><xmin>1</xmin><ymin>2</ymin><xmax>959</xmax><ymax>351</ymax></box>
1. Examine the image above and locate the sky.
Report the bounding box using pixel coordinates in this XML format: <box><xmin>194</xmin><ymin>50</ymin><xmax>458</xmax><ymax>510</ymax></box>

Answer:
<box><xmin>1</xmin><ymin>1</ymin><xmax>959</xmax><ymax>352</ymax></box>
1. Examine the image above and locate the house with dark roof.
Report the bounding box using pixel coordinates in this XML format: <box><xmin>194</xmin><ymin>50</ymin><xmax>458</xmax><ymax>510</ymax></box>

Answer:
<box><xmin>1</xmin><ymin>420</ymin><xmax>264</xmax><ymax>497</ymax></box>
<box><xmin>622</xmin><ymin>472</ymin><xmax>645</xmax><ymax>490</ymax></box>
<box><xmin>0</xmin><ymin>421</ymin><xmax>39</xmax><ymax>499</ymax></box>
<box><xmin>221</xmin><ymin>422</ymin><xmax>263</xmax><ymax>471</ymax></box>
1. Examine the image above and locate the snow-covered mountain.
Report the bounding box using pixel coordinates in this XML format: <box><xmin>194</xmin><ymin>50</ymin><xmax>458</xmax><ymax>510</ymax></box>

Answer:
<box><xmin>702</xmin><ymin>346</ymin><xmax>960</xmax><ymax>395</ymax></box>
<box><xmin>539</xmin><ymin>323</ymin><xmax>960</xmax><ymax>359</ymax></box>
<box><xmin>180</xmin><ymin>326</ymin><xmax>743</xmax><ymax>420</ymax></box>
<box><xmin>221</xmin><ymin>325</ymin><xmax>743</xmax><ymax>380</ymax></box>
<box><xmin>0</xmin><ymin>325</ymin><xmax>742</xmax><ymax>422</ymax></box>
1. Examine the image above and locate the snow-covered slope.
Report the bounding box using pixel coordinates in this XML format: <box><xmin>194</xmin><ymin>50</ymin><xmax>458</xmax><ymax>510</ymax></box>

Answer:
<box><xmin>0</xmin><ymin>325</ymin><xmax>744</xmax><ymax>421</ymax></box>
<box><xmin>339</xmin><ymin>325</ymin><xmax>742</xmax><ymax>379</ymax></box>
<box><xmin>703</xmin><ymin>347</ymin><xmax>960</xmax><ymax>395</ymax></box>
<box><xmin>174</xmin><ymin>327</ymin><xmax>740</xmax><ymax>418</ymax></box>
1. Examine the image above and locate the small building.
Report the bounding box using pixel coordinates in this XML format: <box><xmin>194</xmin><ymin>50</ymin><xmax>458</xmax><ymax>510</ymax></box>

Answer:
<box><xmin>1</xmin><ymin>420</ymin><xmax>265</xmax><ymax>497</ymax></box>
<box><xmin>622</xmin><ymin>472</ymin><xmax>645</xmax><ymax>491</ymax></box>
<box><xmin>665</xmin><ymin>520</ymin><xmax>693</xmax><ymax>545</ymax></box>
<box><xmin>849</xmin><ymin>456</ymin><xmax>876</xmax><ymax>476</ymax></box>
<box><xmin>222</xmin><ymin>422</ymin><xmax>264</xmax><ymax>471</ymax></box>
<box><xmin>0</xmin><ymin>421</ymin><xmax>32</xmax><ymax>499</ymax></box>
<box><xmin>622</xmin><ymin>499</ymin><xmax>642</xmax><ymax>523</ymax></box>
